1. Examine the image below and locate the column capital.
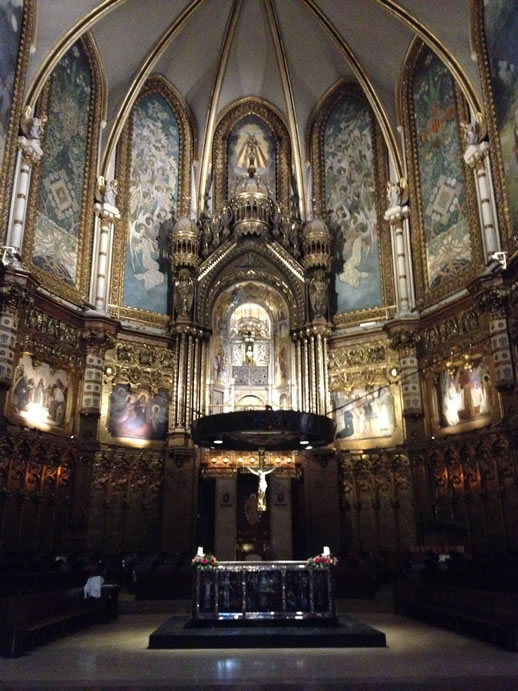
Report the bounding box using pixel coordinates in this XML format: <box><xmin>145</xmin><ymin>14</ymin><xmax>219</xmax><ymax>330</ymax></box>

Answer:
<box><xmin>384</xmin><ymin>203</ymin><xmax>410</xmax><ymax>224</ymax></box>
<box><xmin>17</xmin><ymin>135</ymin><xmax>43</xmax><ymax>164</ymax></box>
<box><xmin>94</xmin><ymin>201</ymin><xmax>120</xmax><ymax>221</ymax></box>
<box><xmin>463</xmin><ymin>140</ymin><xmax>490</xmax><ymax>170</ymax></box>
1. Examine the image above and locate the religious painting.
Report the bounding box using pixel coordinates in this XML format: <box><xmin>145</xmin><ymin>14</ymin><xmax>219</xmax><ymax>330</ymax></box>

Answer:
<box><xmin>412</xmin><ymin>48</ymin><xmax>471</xmax><ymax>290</ymax></box>
<box><xmin>332</xmin><ymin>386</ymin><xmax>395</xmax><ymax>440</ymax></box>
<box><xmin>436</xmin><ymin>358</ymin><xmax>492</xmax><ymax>428</ymax></box>
<box><xmin>483</xmin><ymin>0</ymin><xmax>518</xmax><ymax>236</ymax></box>
<box><xmin>108</xmin><ymin>384</ymin><xmax>168</xmax><ymax>441</ymax></box>
<box><xmin>227</xmin><ymin>115</ymin><xmax>276</xmax><ymax>199</ymax></box>
<box><xmin>11</xmin><ymin>354</ymin><xmax>70</xmax><ymax>431</ymax></box>
<box><xmin>0</xmin><ymin>0</ymin><xmax>23</xmax><ymax>171</ymax></box>
<box><xmin>33</xmin><ymin>41</ymin><xmax>92</xmax><ymax>286</ymax></box>
<box><xmin>123</xmin><ymin>93</ymin><xmax>179</xmax><ymax>315</ymax></box>
<box><xmin>324</xmin><ymin>95</ymin><xmax>382</xmax><ymax>314</ymax></box>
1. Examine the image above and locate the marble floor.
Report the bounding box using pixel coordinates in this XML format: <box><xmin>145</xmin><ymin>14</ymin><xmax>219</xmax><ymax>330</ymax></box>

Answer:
<box><xmin>2</xmin><ymin>609</ymin><xmax>518</xmax><ymax>690</ymax></box>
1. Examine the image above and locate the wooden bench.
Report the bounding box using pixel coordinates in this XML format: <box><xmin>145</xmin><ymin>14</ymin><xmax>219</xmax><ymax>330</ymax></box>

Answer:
<box><xmin>0</xmin><ymin>588</ymin><xmax>112</xmax><ymax>657</ymax></box>
<box><xmin>394</xmin><ymin>578</ymin><xmax>518</xmax><ymax>650</ymax></box>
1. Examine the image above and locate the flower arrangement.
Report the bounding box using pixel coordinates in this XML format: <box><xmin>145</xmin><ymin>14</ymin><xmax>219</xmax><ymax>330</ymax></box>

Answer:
<box><xmin>192</xmin><ymin>552</ymin><xmax>218</xmax><ymax>569</ymax></box>
<box><xmin>307</xmin><ymin>552</ymin><xmax>338</xmax><ymax>568</ymax></box>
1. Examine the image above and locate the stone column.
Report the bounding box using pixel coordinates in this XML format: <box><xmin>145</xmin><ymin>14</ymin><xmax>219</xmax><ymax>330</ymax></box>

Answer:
<box><xmin>477</xmin><ymin>286</ymin><xmax>514</xmax><ymax>391</ymax></box>
<box><xmin>293</xmin><ymin>325</ymin><xmax>330</xmax><ymax>415</ymax></box>
<box><xmin>0</xmin><ymin>279</ymin><xmax>32</xmax><ymax>406</ymax></box>
<box><xmin>462</xmin><ymin>121</ymin><xmax>500</xmax><ymax>263</ymax></box>
<box><xmin>80</xmin><ymin>327</ymin><xmax>114</xmax><ymax>415</ymax></box>
<box><xmin>92</xmin><ymin>191</ymin><xmax>120</xmax><ymax>313</ymax></box>
<box><xmin>6</xmin><ymin>135</ymin><xmax>43</xmax><ymax>262</ymax></box>
<box><xmin>385</xmin><ymin>203</ymin><xmax>412</xmax><ymax>314</ymax></box>
<box><xmin>389</xmin><ymin>327</ymin><xmax>423</xmax><ymax>417</ymax></box>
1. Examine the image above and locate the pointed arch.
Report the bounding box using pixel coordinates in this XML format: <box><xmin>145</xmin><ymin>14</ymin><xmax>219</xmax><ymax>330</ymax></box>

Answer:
<box><xmin>23</xmin><ymin>32</ymin><xmax>105</xmax><ymax>304</ymax></box>
<box><xmin>309</xmin><ymin>80</ymin><xmax>394</xmax><ymax>327</ymax></box>
<box><xmin>110</xmin><ymin>75</ymin><xmax>195</xmax><ymax>326</ymax></box>
<box><xmin>399</xmin><ymin>38</ymin><xmax>483</xmax><ymax>306</ymax></box>
<box><xmin>212</xmin><ymin>98</ymin><xmax>291</xmax><ymax>214</ymax></box>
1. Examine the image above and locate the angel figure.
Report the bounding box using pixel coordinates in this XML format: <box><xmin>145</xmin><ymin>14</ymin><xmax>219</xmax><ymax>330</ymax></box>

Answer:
<box><xmin>386</xmin><ymin>177</ymin><xmax>409</xmax><ymax>209</ymax></box>
<box><xmin>460</xmin><ymin>112</ymin><xmax>487</xmax><ymax>147</ymax></box>
<box><xmin>20</xmin><ymin>106</ymin><xmax>47</xmax><ymax>141</ymax></box>
<box><xmin>95</xmin><ymin>176</ymin><xmax>118</xmax><ymax>207</ymax></box>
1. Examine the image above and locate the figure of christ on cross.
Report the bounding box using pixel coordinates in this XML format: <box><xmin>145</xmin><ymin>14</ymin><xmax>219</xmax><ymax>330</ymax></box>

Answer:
<box><xmin>247</xmin><ymin>449</ymin><xmax>275</xmax><ymax>512</ymax></box>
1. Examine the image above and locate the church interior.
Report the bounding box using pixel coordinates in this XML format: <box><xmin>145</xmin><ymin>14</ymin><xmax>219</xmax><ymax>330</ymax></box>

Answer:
<box><xmin>2</xmin><ymin>0</ymin><xmax>518</xmax><ymax>687</ymax></box>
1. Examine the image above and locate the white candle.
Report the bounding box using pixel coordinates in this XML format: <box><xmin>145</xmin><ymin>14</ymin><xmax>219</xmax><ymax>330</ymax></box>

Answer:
<box><xmin>197</xmin><ymin>546</ymin><xmax>204</xmax><ymax>557</ymax></box>
<box><xmin>323</xmin><ymin>546</ymin><xmax>330</xmax><ymax>556</ymax></box>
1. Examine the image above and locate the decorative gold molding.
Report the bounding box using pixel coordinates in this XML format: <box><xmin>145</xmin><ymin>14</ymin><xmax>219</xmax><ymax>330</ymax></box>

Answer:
<box><xmin>376</xmin><ymin>0</ymin><xmax>482</xmax><ymax>117</ymax></box>
<box><xmin>99</xmin><ymin>338</ymin><xmax>174</xmax><ymax>447</ymax></box>
<box><xmin>399</xmin><ymin>39</ymin><xmax>484</xmax><ymax>307</ymax></box>
<box><xmin>101</xmin><ymin>0</ymin><xmax>204</xmax><ymax>177</ymax></box>
<box><xmin>302</xmin><ymin>0</ymin><xmax>403</xmax><ymax>179</ymax></box>
<box><xmin>0</xmin><ymin>0</ymin><xmax>37</xmax><ymax>241</ymax></box>
<box><xmin>197</xmin><ymin>0</ymin><xmax>242</xmax><ymax>215</ymax></box>
<box><xmin>264</xmin><ymin>0</ymin><xmax>305</xmax><ymax>218</ymax></box>
<box><xmin>470</xmin><ymin>0</ymin><xmax>515</xmax><ymax>252</ymax></box>
<box><xmin>309</xmin><ymin>81</ymin><xmax>394</xmax><ymax>328</ymax></box>
<box><xmin>23</xmin><ymin>32</ymin><xmax>104</xmax><ymax>305</ymax></box>
<box><xmin>212</xmin><ymin>98</ymin><xmax>291</xmax><ymax>213</ymax></box>
<box><xmin>110</xmin><ymin>75</ymin><xmax>194</xmax><ymax>328</ymax></box>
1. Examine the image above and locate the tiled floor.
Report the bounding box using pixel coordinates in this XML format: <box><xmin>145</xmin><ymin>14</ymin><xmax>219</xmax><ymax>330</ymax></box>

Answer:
<box><xmin>2</xmin><ymin>611</ymin><xmax>518</xmax><ymax>690</ymax></box>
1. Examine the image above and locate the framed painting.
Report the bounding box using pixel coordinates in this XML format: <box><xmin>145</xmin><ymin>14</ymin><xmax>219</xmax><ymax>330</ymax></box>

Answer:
<box><xmin>107</xmin><ymin>383</ymin><xmax>168</xmax><ymax>442</ymax></box>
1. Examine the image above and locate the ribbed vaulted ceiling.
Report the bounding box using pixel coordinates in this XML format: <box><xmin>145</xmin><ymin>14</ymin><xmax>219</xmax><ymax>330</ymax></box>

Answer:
<box><xmin>25</xmin><ymin>0</ymin><xmax>482</xmax><ymax>189</ymax></box>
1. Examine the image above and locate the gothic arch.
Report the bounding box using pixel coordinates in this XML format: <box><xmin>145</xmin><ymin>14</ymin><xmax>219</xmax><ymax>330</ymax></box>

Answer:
<box><xmin>212</xmin><ymin>98</ymin><xmax>291</xmax><ymax>214</ymax></box>
<box><xmin>110</xmin><ymin>75</ymin><xmax>195</xmax><ymax>326</ymax></box>
<box><xmin>399</xmin><ymin>38</ymin><xmax>482</xmax><ymax>306</ymax></box>
<box><xmin>23</xmin><ymin>31</ymin><xmax>105</xmax><ymax>305</ymax></box>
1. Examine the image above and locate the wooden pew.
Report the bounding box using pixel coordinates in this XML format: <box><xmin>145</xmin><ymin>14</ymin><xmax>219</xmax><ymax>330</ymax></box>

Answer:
<box><xmin>394</xmin><ymin>578</ymin><xmax>518</xmax><ymax>650</ymax></box>
<box><xmin>0</xmin><ymin>586</ymin><xmax>118</xmax><ymax>657</ymax></box>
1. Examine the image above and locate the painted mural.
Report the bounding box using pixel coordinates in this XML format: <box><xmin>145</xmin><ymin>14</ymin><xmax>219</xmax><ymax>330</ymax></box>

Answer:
<box><xmin>108</xmin><ymin>383</ymin><xmax>168</xmax><ymax>441</ymax></box>
<box><xmin>0</xmin><ymin>0</ymin><xmax>23</xmax><ymax>171</ymax></box>
<box><xmin>123</xmin><ymin>93</ymin><xmax>179</xmax><ymax>315</ymax></box>
<box><xmin>483</xmin><ymin>0</ymin><xmax>518</xmax><ymax>235</ymax></box>
<box><xmin>437</xmin><ymin>358</ymin><xmax>492</xmax><ymax>428</ymax></box>
<box><xmin>413</xmin><ymin>48</ymin><xmax>471</xmax><ymax>290</ymax></box>
<box><xmin>11</xmin><ymin>354</ymin><xmax>69</xmax><ymax>430</ymax></box>
<box><xmin>332</xmin><ymin>386</ymin><xmax>395</xmax><ymax>440</ymax></box>
<box><xmin>227</xmin><ymin>115</ymin><xmax>276</xmax><ymax>199</ymax></box>
<box><xmin>324</xmin><ymin>95</ymin><xmax>381</xmax><ymax>314</ymax></box>
<box><xmin>33</xmin><ymin>42</ymin><xmax>92</xmax><ymax>285</ymax></box>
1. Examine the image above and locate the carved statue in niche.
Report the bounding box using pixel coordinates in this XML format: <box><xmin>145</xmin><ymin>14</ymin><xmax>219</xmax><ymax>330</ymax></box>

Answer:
<box><xmin>309</xmin><ymin>270</ymin><xmax>328</xmax><ymax>320</ymax></box>
<box><xmin>386</xmin><ymin>177</ymin><xmax>409</xmax><ymax>209</ymax></box>
<box><xmin>20</xmin><ymin>106</ymin><xmax>47</xmax><ymax>141</ymax></box>
<box><xmin>174</xmin><ymin>268</ymin><xmax>194</xmax><ymax>319</ymax></box>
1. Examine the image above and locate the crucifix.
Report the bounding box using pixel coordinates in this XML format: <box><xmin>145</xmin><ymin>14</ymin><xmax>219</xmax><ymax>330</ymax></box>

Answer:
<box><xmin>247</xmin><ymin>448</ymin><xmax>275</xmax><ymax>512</ymax></box>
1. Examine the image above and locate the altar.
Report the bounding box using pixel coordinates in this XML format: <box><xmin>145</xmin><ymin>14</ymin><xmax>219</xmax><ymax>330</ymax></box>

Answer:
<box><xmin>192</xmin><ymin>560</ymin><xmax>335</xmax><ymax>622</ymax></box>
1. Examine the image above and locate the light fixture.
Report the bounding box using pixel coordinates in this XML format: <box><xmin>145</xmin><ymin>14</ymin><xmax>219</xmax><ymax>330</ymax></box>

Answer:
<box><xmin>214</xmin><ymin>439</ymin><xmax>223</xmax><ymax>444</ymax></box>
<box><xmin>238</xmin><ymin>457</ymin><xmax>243</xmax><ymax>463</ymax></box>
<box><xmin>250</xmin><ymin>457</ymin><xmax>255</xmax><ymax>463</ymax></box>
<box><xmin>275</xmin><ymin>457</ymin><xmax>280</xmax><ymax>463</ymax></box>
<box><xmin>306</xmin><ymin>445</ymin><xmax>313</xmax><ymax>450</ymax></box>
<box><xmin>223</xmin><ymin>457</ymin><xmax>229</xmax><ymax>464</ymax></box>
<box><xmin>300</xmin><ymin>440</ymin><xmax>309</xmax><ymax>445</ymax></box>
<box><xmin>390</xmin><ymin>366</ymin><xmax>398</xmax><ymax>377</ymax></box>
<box><xmin>211</xmin><ymin>457</ymin><xmax>216</xmax><ymax>463</ymax></box>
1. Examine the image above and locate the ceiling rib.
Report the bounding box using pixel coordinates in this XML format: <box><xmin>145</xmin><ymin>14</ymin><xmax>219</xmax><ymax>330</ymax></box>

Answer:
<box><xmin>197</xmin><ymin>0</ymin><xmax>243</xmax><ymax>215</ymax></box>
<box><xmin>25</xmin><ymin>0</ymin><xmax>127</xmax><ymax>111</ymax></box>
<box><xmin>302</xmin><ymin>0</ymin><xmax>403</xmax><ymax>178</ymax></box>
<box><xmin>375</xmin><ymin>0</ymin><xmax>482</xmax><ymax>115</ymax></box>
<box><xmin>101</xmin><ymin>0</ymin><xmax>206</xmax><ymax>176</ymax></box>
<box><xmin>265</xmin><ymin>0</ymin><xmax>305</xmax><ymax>219</ymax></box>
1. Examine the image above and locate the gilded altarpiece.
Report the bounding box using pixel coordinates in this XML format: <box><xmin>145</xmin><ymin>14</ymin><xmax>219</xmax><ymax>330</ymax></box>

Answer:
<box><xmin>328</xmin><ymin>338</ymin><xmax>403</xmax><ymax>450</ymax></box>
<box><xmin>111</xmin><ymin>77</ymin><xmax>194</xmax><ymax>326</ymax></box>
<box><xmin>472</xmin><ymin>0</ymin><xmax>518</xmax><ymax>252</ymax></box>
<box><xmin>212</xmin><ymin>99</ymin><xmax>291</xmax><ymax>214</ymax></box>
<box><xmin>100</xmin><ymin>339</ymin><xmax>173</xmax><ymax>446</ymax></box>
<box><xmin>400</xmin><ymin>41</ymin><xmax>482</xmax><ymax>305</ymax></box>
<box><xmin>0</xmin><ymin>0</ymin><xmax>35</xmax><ymax>238</ymax></box>
<box><xmin>310</xmin><ymin>82</ymin><xmax>393</xmax><ymax>327</ymax></box>
<box><xmin>24</xmin><ymin>35</ymin><xmax>104</xmax><ymax>304</ymax></box>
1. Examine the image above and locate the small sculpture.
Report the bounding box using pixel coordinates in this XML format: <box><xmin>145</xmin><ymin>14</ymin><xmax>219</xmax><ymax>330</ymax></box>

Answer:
<box><xmin>20</xmin><ymin>106</ymin><xmax>47</xmax><ymax>141</ymax></box>
<box><xmin>174</xmin><ymin>268</ymin><xmax>194</xmax><ymax>319</ymax></box>
<box><xmin>309</xmin><ymin>270</ymin><xmax>328</xmax><ymax>320</ymax></box>
<box><xmin>95</xmin><ymin>176</ymin><xmax>118</xmax><ymax>207</ymax></box>
<box><xmin>460</xmin><ymin>112</ymin><xmax>487</xmax><ymax>147</ymax></box>
<box><xmin>386</xmin><ymin>177</ymin><xmax>409</xmax><ymax>209</ymax></box>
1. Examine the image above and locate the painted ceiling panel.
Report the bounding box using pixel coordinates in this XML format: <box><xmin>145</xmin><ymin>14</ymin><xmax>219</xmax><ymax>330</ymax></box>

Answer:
<box><xmin>395</xmin><ymin>0</ymin><xmax>482</xmax><ymax>95</ymax></box>
<box><xmin>26</xmin><ymin>0</ymin><xmax>107</xmax><ymax>91</ymax></box>
<box><xmin>218</xmin><ymin>0</ymin><xmax>286</xmax><ymax>117</ymax></box>
<box><xmin>154</xmin><ymin>0</ymin><xmax>234</xmax><ymax>152</ymax></box>
<box><xmin>91</xmin><ymin>0</ymin><xmax>192</xmax><ymax>124</ymax></box>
